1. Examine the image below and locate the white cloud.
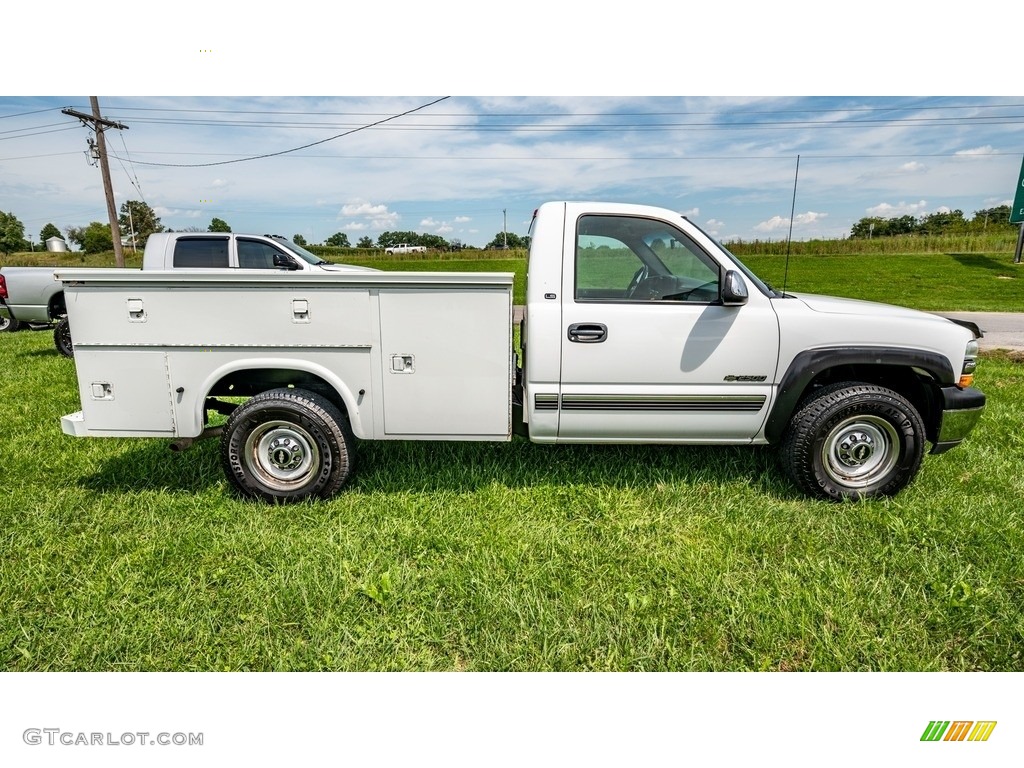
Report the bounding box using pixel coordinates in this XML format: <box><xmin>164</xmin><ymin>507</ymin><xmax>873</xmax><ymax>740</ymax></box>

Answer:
<box><xmin>339</xmin><ymin>201</ymin><xmax>400</xmax><ymax>228</ymax></box>
<box><xmin>705</xmin><ymin>218</ymin><xmax>724</xmax><ymax>228</ymax></box>
<box><xmin>956</xmin><ymin>145</ymin><xmax>997</xmax><ymax>156</ymax></box>
<box><xmin>680</xmin><ymin>207</ymin><xmax>700</xmax><ymax>218</ymax></box>
<box><xmin>454</xmin><ymin>216</ymin><xmax>471</xmax><ymax>223</ymax></box>
<box><xmin>755</xmin><ymin>216</ymin><xmax>788</xmax><ymax>233</ymax></box>
<box><xmin>866</xmin><ymin>200</ymin><xmax>929</xmax><ymax>217</ymax></box>
<box><xmin>211</xmin><ymin>178</ymin><xmax>228</xmax><ymax>188</ymax></box>
<box><xmin>343</xmin><ymin>221</ymin><xmax>368</xmax><ymax>231</ymax></box>
<box><xmin>419</xmin><ymin>218</ymin><xmax>440</xmax><ymax>227</ymax></box>
<box><xmin>341</xmin><ymin>202</ymin><xmax>392</xmax><ymax>217</ymax></box>
<box><xmin>899</xmin><ymin>162</ymin><xmax>925</xmax><ymax>173</ymax></box>
<box><xmin>794</xmin><ymin>211</ymin><xmax>827</xmax><ymax>226</ymax></box>
<box><xmin>754</xmin><ymin>211</ymin><xmax>826</xmax><ymax>232</ymax></box>
<box><xmin>155</xmin><ymin>206</ymin><xmax>202</xmax><ymax>219</ymax></box>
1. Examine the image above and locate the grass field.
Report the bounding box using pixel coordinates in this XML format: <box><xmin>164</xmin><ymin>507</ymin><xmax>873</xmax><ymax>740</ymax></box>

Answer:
<box><xmin>7</xmin><ymin>248</ymin><xmax>1017</xmax><ymax>311</ymax></box>
<box><xmin>1</xmin><ymin>325</ymin><xmax>1022</xmax><ymax>671</ymax></box>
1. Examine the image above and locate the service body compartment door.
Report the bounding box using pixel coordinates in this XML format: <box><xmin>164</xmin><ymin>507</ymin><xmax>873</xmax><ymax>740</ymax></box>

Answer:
<box><xmin>378</xmin><ymin>289</ymin><xmax>511</xmax><ymax>438</ymax></box>
<box><xmin>74</xmin><ymin>350</ymin><xmax>175</xmax><ymax>434</ymax></box>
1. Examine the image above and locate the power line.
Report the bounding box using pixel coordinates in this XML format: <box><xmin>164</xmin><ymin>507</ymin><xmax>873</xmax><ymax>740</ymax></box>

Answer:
<box><xmin>107</xmin><ymin>150</ymin><xmax>1016</xmax><ymax>163</ymax></box>
<box><xmin>79</xmin><ymin>114</ymin><xmax>1024</xmax><ymax>131</ymax></box>
<box><xmin>80</xmin><ymin>101</ymin><xmax>1024</xmax><ymax>118</ymax></box>
<box><xmin>0</xmin><ymin>126</ymin><xmax>80</xmax><ymax>141</ymax></box>
<box><xmin>0</xmin><ymin>107</ymin><xmax>64</xmax><ymax>120</ymax></box>
<box><xmin>123</xmin><ymin>96</ymin><xmax>451</xmax><ymax>168</ymax></box>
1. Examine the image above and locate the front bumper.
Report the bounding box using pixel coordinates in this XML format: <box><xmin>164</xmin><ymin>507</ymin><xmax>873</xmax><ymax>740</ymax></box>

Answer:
<box><xmin>931</xmin><ymin>386</ymin><xmax>986</xmax><ymax>454</ymax></box>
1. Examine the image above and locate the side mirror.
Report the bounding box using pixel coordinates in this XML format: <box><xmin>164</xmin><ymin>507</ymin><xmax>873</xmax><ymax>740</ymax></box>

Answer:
<box><xmin>273</xmin><ymin>253</ymin><xmax>300</xmax><ymax>270</ymax></box>
<box><xmin>721</xmin><ymin>270</ymin><xmax>748</xmax><ymax>306</ymax></box>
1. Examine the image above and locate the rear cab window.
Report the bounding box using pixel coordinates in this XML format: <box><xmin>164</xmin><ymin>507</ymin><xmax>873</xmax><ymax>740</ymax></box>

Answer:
<box><xmin>172</xmin><ymin>237</ymin><xmax>230</xmax><ymax>268</ymax></box>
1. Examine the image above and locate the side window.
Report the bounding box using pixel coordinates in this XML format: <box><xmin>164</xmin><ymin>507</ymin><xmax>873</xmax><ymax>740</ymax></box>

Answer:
<box><xmin>575</xmin><ymin>215</ymin><xmax>720</xmax><ymax>303</ymax></box>
<box><xmin>172</xmin><ymin>238</ymin><xmax>229</xmax><ymax>268</ymax></box>
<box><xmin>238</xmin><ymin>239</ymin><xmax>285</xmax><ymax>269</ymax></box>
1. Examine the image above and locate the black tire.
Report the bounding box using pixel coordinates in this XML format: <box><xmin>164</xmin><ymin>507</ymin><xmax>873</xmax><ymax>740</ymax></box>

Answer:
<box><xmin>220</xmin><ymin>388</ymin><xmax>354</xmax><ymax>503</ymax></box>
<box><xmin>0</xmin><ymin>315</ymin><xmax>21</xmax><ymax>333</ymax></box>
<box><xmin>780</xmin><ymin>382</ymin><xmax>926</xmax><ymax>501</ymax></box>
<box><xmin>54</xmin><ymin>317</ymin><xmax>74</xmax><ymax>357</ymax></box>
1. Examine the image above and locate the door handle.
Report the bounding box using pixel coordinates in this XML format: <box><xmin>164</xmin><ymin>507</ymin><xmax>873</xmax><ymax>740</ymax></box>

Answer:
<box><xmin>567</xmin><ymin>323</ymin><xmax>608</xmax><ymax>343</ymax></box>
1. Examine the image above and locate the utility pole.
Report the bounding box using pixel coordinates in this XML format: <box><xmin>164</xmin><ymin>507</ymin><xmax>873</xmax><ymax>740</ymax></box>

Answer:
<box><xmin>62</xmin><ymin>98</ymin><xmax>129</xmax><ymax>267</ymax></box>
<box><xmin>503</xmin><ymin>209</ymin><xmax>507</xmax><ymax>249</ymax></box>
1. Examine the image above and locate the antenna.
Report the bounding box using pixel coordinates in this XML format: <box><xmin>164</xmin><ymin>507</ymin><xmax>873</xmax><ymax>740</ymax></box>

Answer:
<box><xmin>782</xmin><ymin>154</ymin><xmax>800</xmax><ymax>296</ymax></box>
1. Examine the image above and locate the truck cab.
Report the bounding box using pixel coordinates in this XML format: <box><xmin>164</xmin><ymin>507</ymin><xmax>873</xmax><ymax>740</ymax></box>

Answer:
<box><xmin>519</xmin><ymin>202</ymin><xmax>983</xmax><ymax>498</ymax></box>
<box><xmin>142</xmin><ymin>232</ymin><xmax>373</xmax><ymax>273</ymax></box>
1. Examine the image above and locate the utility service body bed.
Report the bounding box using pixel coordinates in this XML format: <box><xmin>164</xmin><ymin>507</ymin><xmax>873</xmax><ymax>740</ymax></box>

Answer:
<box><xmin>58</xmin><ymin>269</ymin><xmax>514</xmax><ymax>443</ymax></box>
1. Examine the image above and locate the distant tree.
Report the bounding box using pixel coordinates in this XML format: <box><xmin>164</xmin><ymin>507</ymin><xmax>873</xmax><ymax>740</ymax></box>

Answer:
<box><xmin>0</xmin><ymin>211</ymin><xmax>26</xmax><ymax>255</ymax></box>
<box><xmin>292</xmin><ymin>234</ymin><xmax>307</xmax><ymax>246</ymax></box>
<box><xmin>208</xmin><ymin>217</ymin><xmax>231</xmax><ymax>232</ymax></box>
<box><xmin>971</xmin><ymin>205</ymin><xmax>1015</xmax><ymax>232</ymax></box>
<box><xmin>356</xmin><ymin>236</ymin><xmax>374</xmax><ymax>249</ymax></box>
<box><xmin>325</xmin><ymin>232</ymin><xmax>351</xmax><ymax>247</ymax></box>
<box><xmin>181</xmin><ymin>226</ymin><xmax>205</xmax><ymax>232</ymax></box>
<box><xmin>81</xmin><ymin>221</ymin><xmax>114</xmax><ymax>254</ymax></box>
<box><xmin>40</xmin><ymin>222</ymin><xmax>63</xmax><ymax>244</ymax></box>
<box><xmin>377</xmin><ymin>230</ymin><xmax>419</xmax><ymax>248</ymax></box>
<box><xmin>917</xmin><ymin>209</ymin><xmax>967</xmax><ymax>236</ymax></box>
<box><xmin>850</xmin><ymin>217</ymin><xmax>882</xmax><ymax>238</ymax></box>
<box><xmin>119</xmin><ymin>200</ymin><xmax>164</xmax><ymax>246</ymax></box>
<box><xmin>485</xmin><ymin>231</ymin><xmax>528</xmax><ymax>249</ymax></box>
<box><xmin>64</xmin><ymin>225</ymin><xmax>86</xmax><ymax>249</ymax></box>
<box><xmin>419</xmin><ymin>233</ymin><xmax>449</xmax><ymax>250</ymax></box>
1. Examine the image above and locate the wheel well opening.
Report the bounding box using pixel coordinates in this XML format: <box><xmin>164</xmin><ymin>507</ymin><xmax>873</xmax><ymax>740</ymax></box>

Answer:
<box><xmin>799</xmin><ymin>364</ymin><xmax>941</xmax><ymax>443</ymax></box>
<box><xmin>207</xmin><ymin>368</ymin><xmax>348</xmax><ymax>416</ymax></box>
<box><xmin>49</xmin><ymin>291</ymin><xmax>66</xmax><ymax>320</ymax></box>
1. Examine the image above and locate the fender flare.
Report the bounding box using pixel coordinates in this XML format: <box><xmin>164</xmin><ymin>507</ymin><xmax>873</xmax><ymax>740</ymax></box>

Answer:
<box><xmin>764</xmin><ymin>347</ymin><xmax>955</xmax><ymax>443</ymax></box>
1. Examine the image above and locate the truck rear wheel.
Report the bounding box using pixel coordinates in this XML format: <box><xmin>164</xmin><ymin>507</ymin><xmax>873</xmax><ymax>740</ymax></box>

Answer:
<box><xmin>221</xmin><ymin>388</ymin><xmax>354</xmax><ymax>503</ymax></box>
<box><xmin>54</xmin><ymin>317</ymin><xmax>73</xmax><ymax>357</ymax></box>
<box><xmin>780</xmin><ymin>382</ymin><xmax>925</xmax><ymax>501</ymax></box>
<box><xmin>0</xmin><ymin>315</ymin><xmax>21</xmax><ymax>332</ymax></box>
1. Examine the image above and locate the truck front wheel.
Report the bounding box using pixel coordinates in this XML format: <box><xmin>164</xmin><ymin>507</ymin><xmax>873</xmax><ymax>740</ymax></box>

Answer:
<box><xmin>221</xmin><ymin>388</ymin><xmax>354</xmax><ymax>503</ymax></box>
<box><xmin>780</xmin><ymin>382</ymin><xmax>925</xmax><ymax>500</ymax></box>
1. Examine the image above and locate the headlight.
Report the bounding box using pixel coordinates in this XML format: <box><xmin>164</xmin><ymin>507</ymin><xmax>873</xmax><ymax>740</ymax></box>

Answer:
<box><xmin>960</xmin><ymin>340</ymin><xmax>979</xmax><ymax>387</ymax></box>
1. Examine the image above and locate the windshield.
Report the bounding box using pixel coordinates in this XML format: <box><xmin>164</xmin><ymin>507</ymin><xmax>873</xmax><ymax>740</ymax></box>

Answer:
<box><xmin>269</xmin><ymin>236</ymin><xmax>328</xmax><ymax>265</ymax></box>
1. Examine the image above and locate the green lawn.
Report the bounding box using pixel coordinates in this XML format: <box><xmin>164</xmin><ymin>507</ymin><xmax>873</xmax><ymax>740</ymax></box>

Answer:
<box><xmin>5</xmin><ymin>247</ymin><xmax>1020</xmax><ymax>311</ymax></box>
<box><xmin>1</xmin><ymin>328</ymin><xmax>1022</xmax><ymax>671</ymax></box>
<box><xmin>744</xmin><ymin>252</ymin><xmax>1023</xmax><ymax>312</ymax></box>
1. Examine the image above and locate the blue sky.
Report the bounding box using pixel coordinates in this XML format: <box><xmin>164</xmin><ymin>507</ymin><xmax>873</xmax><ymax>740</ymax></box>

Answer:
<box><xmin>3</xmin><ymin>95</ymin><xmax>1021</xmax><ymax>248</ymax></box>
<box><xmin>3</xmin><ymin>6</ymin><xmax>1022</xmax><ymax>248</ymax></box>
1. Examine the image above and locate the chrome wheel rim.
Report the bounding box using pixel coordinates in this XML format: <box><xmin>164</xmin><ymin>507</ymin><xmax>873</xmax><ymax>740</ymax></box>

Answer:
<box><xmin>243</xmin><ymin>420</ymin><xmax>319</xmax><ymax>491</ymax></box>
<box><xmin>821</xmin><ymin>415</ymin><xmax>899</xmax><ymax>488</ymax></box>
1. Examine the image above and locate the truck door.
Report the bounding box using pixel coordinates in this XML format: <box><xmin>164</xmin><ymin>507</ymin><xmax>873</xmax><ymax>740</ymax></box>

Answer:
<box><xmin>557</xmin><ymin>213</ymin><xmax>779</xmax><ymax>442</ymax></box>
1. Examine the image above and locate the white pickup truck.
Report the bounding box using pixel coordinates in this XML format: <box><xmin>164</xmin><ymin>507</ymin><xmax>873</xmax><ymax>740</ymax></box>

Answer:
<box><xmin>1</xmin><ymin>232</ymin><xmax>372</xmax><ymax>355</ymax></box>
<box><xmin>383</xmin><ymin>243</ymin><xmax>426</xmax><ymax>255</ymax></box>
<box><xmin>56</xmin><ymin>201</ymin><xmax>985</xmax><ymax>502</ymax></box>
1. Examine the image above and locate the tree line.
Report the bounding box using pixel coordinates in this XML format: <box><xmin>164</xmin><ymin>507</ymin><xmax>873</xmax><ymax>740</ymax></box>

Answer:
<box><xmin>1</xmin><ymin>201</ymin><xmax>528</xmax><ymax>255</ymax></box>
<box><xmin>850</xmin><ymin>205</ymin><xmax>1015</xmax><ymax>238</ymax></box>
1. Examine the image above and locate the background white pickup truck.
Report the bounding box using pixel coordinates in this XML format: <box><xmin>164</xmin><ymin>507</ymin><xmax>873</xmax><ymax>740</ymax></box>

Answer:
<box><xmin>1</xmin><ymin>233</ymin><xmax>372</xmax><ymax>356</ymax></box>
<box><xmin>383</xmin><ymin>243</ymin><xmax>426</xmax><ymax>255</ymax></box>
<box><xmin>56</xmin><ymin>201</ymin><xmax>985</xmax><ymax>502</ymax></box>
